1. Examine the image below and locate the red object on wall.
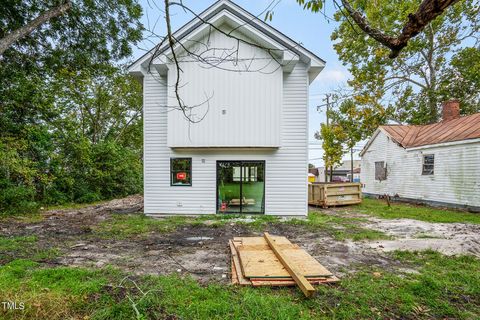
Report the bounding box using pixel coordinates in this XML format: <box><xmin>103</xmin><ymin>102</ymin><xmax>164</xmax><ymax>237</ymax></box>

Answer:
<box><xmin>176</xmin><ymin>172</ymin><xmax>186</xmax><ymax>180</ymax></box>
<box><xmin>220</xmin><ymin>202</ymin><xmax>227</xmax><ymax>211</ymax></box>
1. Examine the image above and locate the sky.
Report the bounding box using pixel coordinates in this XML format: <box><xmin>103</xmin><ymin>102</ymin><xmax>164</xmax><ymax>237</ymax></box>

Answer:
<box><xmin>130</xmin><ymin>0</ymin><xmax>358</xmax><ymax>167</ymax></box>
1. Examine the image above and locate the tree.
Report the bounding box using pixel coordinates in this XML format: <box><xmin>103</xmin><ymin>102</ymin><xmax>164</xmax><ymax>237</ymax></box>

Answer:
<box><xmin>330</xmin><ymin>0</ymin><xmax>479</xmax><ymax>124</ymax></box>
<box><xmin>315</xmin><ymin>122</ymin><xmax>345</xmax><ymax>182</ymax></box>
<box><xmin>0</xmin><ymin>1</ymin><xmax>144</xmax><ymax>213</ymax></box>
<box><xmin>52</xmin><ymin>65</ymin><xmax>143</xmax><ymax>147</ymax></box>
<box><xmin>330</xmin><ymin>100</ymin><xmax>363</xmax><ymax>181</ymax></box>
<box><xmin>296</xmin><ymin>0</ymin><xmax>466</xmax><ymax>58</ymax></box>
<box><xmin>0</xmin><ymin>1</ymin><xmax>71</xmax><ymax>56</ymax></box>
<box><xmin>0</xmin><ymin>1</ymin><xmax>143</xmax><ymax>62</ymax></box>
<box><xmin>438</xmin><ymin>47</ymin><xmax>480</xmax><ymax>114</ymax></box>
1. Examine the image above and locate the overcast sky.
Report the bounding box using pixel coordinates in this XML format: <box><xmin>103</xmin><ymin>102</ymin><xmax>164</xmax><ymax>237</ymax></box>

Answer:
<box><xmin>130</xmin><ymin>0</ymin><xmax>361</xmax><ymax>167</ymax></box>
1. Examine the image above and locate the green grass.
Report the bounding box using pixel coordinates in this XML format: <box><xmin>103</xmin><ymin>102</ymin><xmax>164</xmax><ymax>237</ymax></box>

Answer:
<box><xmin>43</xmin><ymin>199</ymin><xmax>109</xmax><ymax>211</ymax></box>
<box><xmin>0</xmin><ymin>236</ymin><xmax>60</xmax><ymax>264</ymax></box>
<box><xmin>0</xmin><ymin>235</ymin><xmax>37</xmax><ymax>251</ymax></box>
<box><xmin>93</xmin><ymin>213</ymin><xmax>281</xmax><ymax>239</ymax></box>
<box><xmin>0</xmin><ymin>212</ymin><xmax>44</xmax><ymax>223</ymax></box>
<box><xmin>352</xmin><ymin>198</ymin><xmax>480</xmax><ymax>224</ymax></box>
<box><xmin>93</xmin><ymin>214</ymin><xmax>196</xmax><ymax>239</ymax></box>
<box><xmin>1</xmin><ymin>251</ymin><xmax>479</xmax><ymax>319</ymax></box>
<box><xmin>287</xmin><ymin>210</ymin><xmax>391</xmax><ymax>241</ymax></box>
<box><xmin>92</xmin><ymin>209</ymin><xmax>388</xmax><ymax>241</ymax></box>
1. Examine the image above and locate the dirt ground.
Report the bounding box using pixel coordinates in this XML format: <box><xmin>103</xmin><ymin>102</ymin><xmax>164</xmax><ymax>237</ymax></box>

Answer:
<box><xmin>2</xmin><ymin>195</ymin><xmax>479</xmax><ymax>283</ymax></box>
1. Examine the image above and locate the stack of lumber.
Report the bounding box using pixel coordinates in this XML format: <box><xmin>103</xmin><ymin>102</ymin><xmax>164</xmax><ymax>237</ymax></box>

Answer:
<box><xmin>229</xmin><ymin>232</ymin><xmax>339</xmax><ymax>297</ymax></box>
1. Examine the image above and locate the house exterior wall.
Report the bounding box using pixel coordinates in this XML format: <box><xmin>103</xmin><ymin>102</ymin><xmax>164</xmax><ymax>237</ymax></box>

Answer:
<box><xmin>166</xmin><ymin>27</ymin><xmax>282</xmax><ymax>148</ymax></box>
<box><xmin>361</xmin><ymin>130</ymin><xmax>480</xmax><ymax>208</ymax></box>
<box><xmin>143</xmin><ymin>61</ymin><xmax>309</xmax><ymax>216</ymax></box>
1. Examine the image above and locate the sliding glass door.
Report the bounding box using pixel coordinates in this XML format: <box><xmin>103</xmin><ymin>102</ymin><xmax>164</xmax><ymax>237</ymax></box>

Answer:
<box><xmin>217</xmin><ymin>161</ymin><xmax>265</xmax><ymax>214</ymax></box>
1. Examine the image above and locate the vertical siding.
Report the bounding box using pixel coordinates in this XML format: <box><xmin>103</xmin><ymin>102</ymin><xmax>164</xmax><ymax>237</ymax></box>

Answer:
<box><xmin>143</xmin><ymin>62</ymin><xmax>309</xmax><ymax>216</ymax></box>
<box><xmin>167</xmin><ymin>28</ymin><xmax>282</xmax><ymax>148</ymax></box>
<box><xmin>361</xmin><ymin>131</ymin><xmax>480</xmax><ymax>207</ymax></box>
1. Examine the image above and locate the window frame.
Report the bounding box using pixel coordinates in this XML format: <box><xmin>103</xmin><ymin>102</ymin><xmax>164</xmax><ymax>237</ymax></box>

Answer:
<box><xmin>422</xmin><ymin>154</ymin><xmax>435</xmax><ymax>175</ymax></box>
<box><xmin>374</xmin><ymin>161</ymin><xmax>387</xmax><ymax>181</ymax></box>
<box><xmin>170</xmin><ymin>157</ymin><xmax>192</xmax><ymax>186</ymax></box>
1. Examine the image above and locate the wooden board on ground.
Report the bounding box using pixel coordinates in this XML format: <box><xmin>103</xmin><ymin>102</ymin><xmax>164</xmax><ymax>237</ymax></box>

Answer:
<box><xmin>264</xmin><ymin>232</ymin><xmax>316</xmax><ymax>297</ymax></box>
<box><xmin>229</xmin><ymin>240</ymin><xmax>251</xmax><ymax>286</ymax></box>
<box><xmin>233</xmin><ymin>236</ymin><xmax>292</xmax><ymax>246</ymax></box>
<box><xmin>231</xmin><ymin>257</ymin><xmax>239</xmax><ymax>285</ymax></box>
<box><xmin>229</xmin><ymin>234</ymin><xmax>339</xmax><ymax>296</ymax></box>
<box><xmin>235</xmin><ymin>243</ymin><xmax>333</xmax><ymax>278</ymax></box>
<box><xmin>250</xmin><ymin>276</ymin><xmax>340</xmax><ymax>287</ymax></box>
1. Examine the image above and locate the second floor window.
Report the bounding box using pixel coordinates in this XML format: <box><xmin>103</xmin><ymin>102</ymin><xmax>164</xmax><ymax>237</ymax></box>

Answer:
<box><xmin>422</xmin><ymin>154</ymin><xmax>434</xmax><ymax>175</ymax></box>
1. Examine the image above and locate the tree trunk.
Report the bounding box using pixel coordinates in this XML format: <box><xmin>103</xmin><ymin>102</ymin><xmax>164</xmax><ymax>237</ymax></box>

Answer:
<box><xmin>329</xmin><ymin>166</ymin><xmax>333</xmax><ymax>182</ymax></box>
<box><xmin>0</xmin><ymin>1</ymin><xmax>71</xmax><ymax>57</ymax></box>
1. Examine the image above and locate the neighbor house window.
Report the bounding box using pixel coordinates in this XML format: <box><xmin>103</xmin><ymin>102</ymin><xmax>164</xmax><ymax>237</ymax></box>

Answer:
<box><xmin>422</xmin><ymin>154</ymin><xmax>434</xmax><ymax>175</ymax></box>
<box><xmin>171</xmin><ymin>158</ymin><xmax>192</xmax><ymax>186</ymax></box>
<box><xmin>375</xmin><ymin>161</ymin><xmax>387</xmax><ymax>181</ymax></box>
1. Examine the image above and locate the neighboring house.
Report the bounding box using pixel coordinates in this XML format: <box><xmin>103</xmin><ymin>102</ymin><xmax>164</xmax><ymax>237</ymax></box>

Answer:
<box><xmin>360</xmin><ymin>100</ymin><xmax>480</xmax><ymax>211</ymax></box>
<box><xmin>310</xmin><ymin>161</ymin><xmax>361</xmax><ymax>183</ymax></box>
<box><xmin>128</xmin><ymin>0</ymin><xmax>325</xmax><ymax>216</ymax></box>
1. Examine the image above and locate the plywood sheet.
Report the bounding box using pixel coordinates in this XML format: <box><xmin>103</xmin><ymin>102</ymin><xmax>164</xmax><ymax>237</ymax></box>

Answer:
<box><xmin>229</xmin><ymin>240</ymin><xmax>251</xmax><ymax>286</ymax></box>
<box><xmin>237</xmin><ymin>244</ymin><xmax>333</xmax><ymax>278</ymax></box>
<box><xmin>233</xmin><ymin>236</ymin><xmax>292</xmax><ymax>246</ymax></box>
<box><xmin>231</xmin><ymin>257</ymin><xmax>239</xmax><ymax>285</ymax></box>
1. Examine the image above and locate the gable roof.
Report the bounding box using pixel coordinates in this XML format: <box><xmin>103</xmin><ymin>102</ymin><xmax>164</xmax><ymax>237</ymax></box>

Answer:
<box><xmin>128</xmin><ymin>0</ymin><xmax>325</xmax><ymax>81</ymax></box>
<box><xmin>361</xmin><ymin>112</ymin><xmax>480</xmax><ymax>155</ymax></box>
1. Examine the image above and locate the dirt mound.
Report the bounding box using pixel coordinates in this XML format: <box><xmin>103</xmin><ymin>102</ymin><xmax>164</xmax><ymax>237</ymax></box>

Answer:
<box><xmin>45</xmin><ymin>194</ymin><xmax>144</xmax><ymax>217</ymax></box>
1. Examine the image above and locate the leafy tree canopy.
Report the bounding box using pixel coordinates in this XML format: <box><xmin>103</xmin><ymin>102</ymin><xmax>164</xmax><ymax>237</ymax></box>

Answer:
<box><xmin>331</xmin><ymin>0</ymin><xmax>479</xmax><ymax>125</ymax></box>
<box><xmin>0</xmin><ymin>1</ymin><xmax>144</xmax><ymax>214</ymax></box>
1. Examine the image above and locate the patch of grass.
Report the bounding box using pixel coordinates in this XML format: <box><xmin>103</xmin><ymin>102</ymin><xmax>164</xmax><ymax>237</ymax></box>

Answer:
<box><xmin>43</xmin><ymin>200</ymin><xmax>108</xmax><ymax>211</ymax></box>
<box><xmin>0</xmin><ymin>236</ymin><xmax>61</xmax><ymax>264</ymax></box>
<box><xmin>353</xmin><ymin>198</ymin><xmax>480</xmax><ymax>224</ymax></box>
<box><xmin>93</xmin><ymin>213</ymin><xmax>282</xmax><ymax>238</ymax></box>
<box><xmin>0</xmin><ymin>235</ymin><xmax>37</xmax><ymax>251</ymax></box>
<box><xmin>0</xmin><ymin>260</ymin><xmax>126</xmax><ymax>320</ymax></box>
<box><xmin>209</xmin><ymin>214</ymin><xmax>280</xmax><ymax>231</ymax></box>
<box><xmin>312</xmin><ymin>251</ymin><xmax>480</xmax><ymax>319</ymax></box>
<box><xmin>96</xmin><ymin>210</ymin><xmax>387</xmax><ymax>240</ymax></box>
<box><xmin>287</xmin><ymin>210</ymin><xmax>391</xmax><ymax>241</ymax></box>
<box><xmin>1</xmin><ymin>252</ymin><xmax>479</xmax><ymax>319</ymax></box>
<box><xmin>93</xmin><ymin>214</ymin><xmax>195</xmax><ymax>239</ymax></box>
<box><xmin>0</xmin><ymin>212</ymin><xmax>44</xmax><ymax>223</ymax></box>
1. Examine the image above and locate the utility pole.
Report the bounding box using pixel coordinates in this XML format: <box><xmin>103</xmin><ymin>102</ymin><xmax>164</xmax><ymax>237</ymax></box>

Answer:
<box><xmin>317</xmin><ymin>94</ymin><xmax>333</xmax><ymax>183</ymax></box>
<box><xmin>325</xmin><ymin>94</ymin><xmax>332</xmax><ymax>183</ymax></box>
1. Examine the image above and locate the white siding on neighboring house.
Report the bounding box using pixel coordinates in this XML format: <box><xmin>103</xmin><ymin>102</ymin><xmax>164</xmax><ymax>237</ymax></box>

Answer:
<box><xmin>361</xmin><ymin>130</ymin><xmax>480</xmax><ymax>208</ymax></box>
<box><xmin>143</xmin><ymin>62</ymin><xmax>309</xmax><ymax>216</ymax></box>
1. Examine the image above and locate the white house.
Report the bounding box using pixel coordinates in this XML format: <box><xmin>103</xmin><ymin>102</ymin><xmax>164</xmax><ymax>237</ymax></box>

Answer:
<box><xmin>128</xmin><ymin>0</ymin><xmax>325</xmax><ymax>216</ymax></box>
<box><xmin>360</xmin><ymin>100</ymin><xmax>480</xmax><ymax>211</ymax></box>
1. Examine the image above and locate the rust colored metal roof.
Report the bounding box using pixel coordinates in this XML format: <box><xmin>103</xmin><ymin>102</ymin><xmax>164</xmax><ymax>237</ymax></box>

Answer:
<box><xmin>380</xmin><ymin>113</ymin><xmax>480</xmax><ymax>148</ymax></box>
